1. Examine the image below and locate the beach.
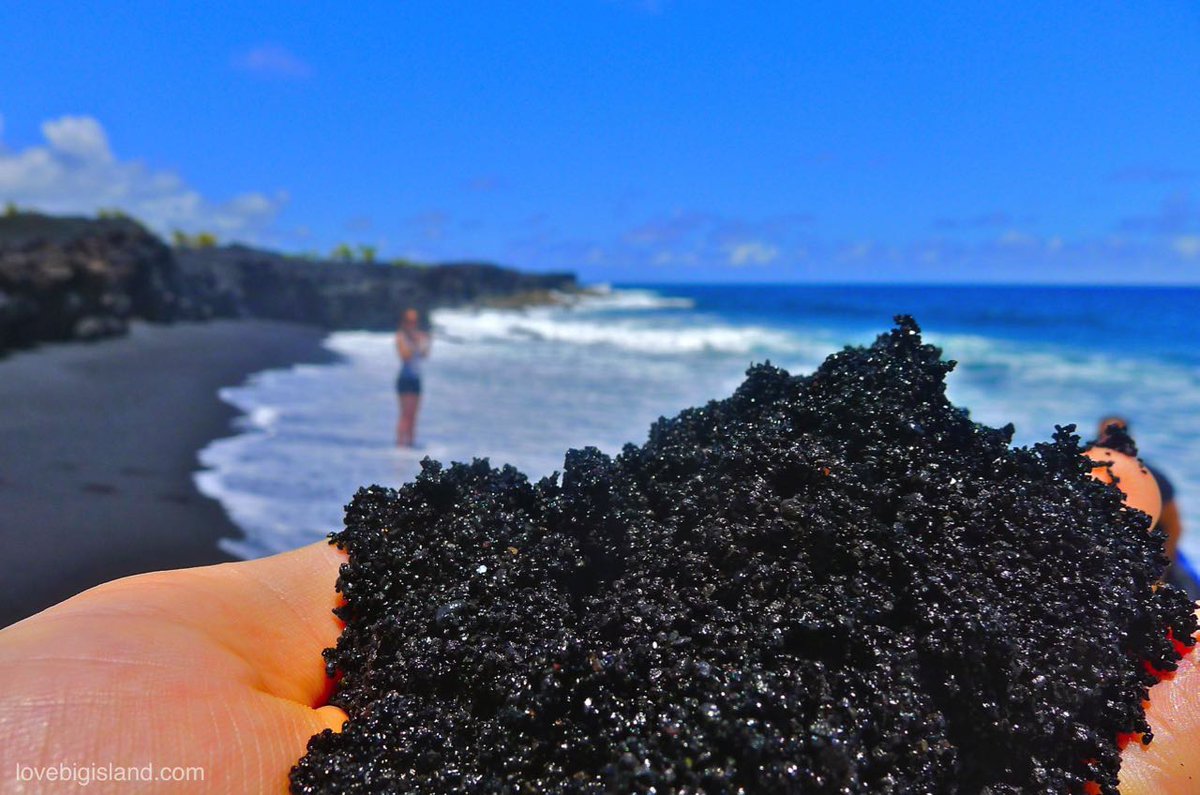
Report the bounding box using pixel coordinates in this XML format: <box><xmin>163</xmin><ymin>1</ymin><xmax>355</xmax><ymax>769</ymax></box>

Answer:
<box><xmin>0</xmin><ymin>320</ymin><xmax>334</xmax><ymax>627</ymax></box>
<box><xmin>3</xmin><ymin>285</ymin><xmax>1196</xmax><ymax>628</ymax></box>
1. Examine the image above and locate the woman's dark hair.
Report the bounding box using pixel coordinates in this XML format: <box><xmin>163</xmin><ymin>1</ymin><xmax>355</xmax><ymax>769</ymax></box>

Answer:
<box><xmin>1090</xmin><ymin>416</ymin><xmax>1138</xmax><ymax>457</ymax></box>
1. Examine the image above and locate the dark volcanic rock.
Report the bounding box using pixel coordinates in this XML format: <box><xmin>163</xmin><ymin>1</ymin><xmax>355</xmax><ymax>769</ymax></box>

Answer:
<box><xmin>175</xmin><ymin>246</ymin><xmax>576</xmax><ymax>330</ymax></box>
<box><xmin>0</xmin><ymin>213</ymin><xmax>183</xmax><ymax>351</ymax></box>
<box><xmin>292</xmin><ymin>317</ymin><xmax>1196</xmax><ymax>795</ymax></box>
<box><xmin>0</xmin><ymin>212</ymin><xmax>577</xmax><ymax>354</ymax></box>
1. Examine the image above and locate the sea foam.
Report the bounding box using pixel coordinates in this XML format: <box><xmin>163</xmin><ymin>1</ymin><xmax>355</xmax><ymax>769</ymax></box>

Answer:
<box><xmin>195</xmin><ymin>288</ymin><xmax>1200</xmax><ymax>573</ymax></box>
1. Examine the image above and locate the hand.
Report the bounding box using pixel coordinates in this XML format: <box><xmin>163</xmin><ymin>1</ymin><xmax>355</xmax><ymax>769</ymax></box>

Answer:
<box><xmin>0</xmin><ymin>542</ymin><xmax>1194</xmax><ymax>793</ymax></box>
<box><xmin>0</xmin><ymin>543</ymin><xmax>348</xmax><ymax>793</ymax></box>
<box><xmin>1086</xmin><ymin>446</ymin><xmax>1200</xmax><ymax>792</ymax></box>
<box><xmin>1119</xmin><ymin>627</ymin><xmax>1200</xmax><ymax>794</ymax></box>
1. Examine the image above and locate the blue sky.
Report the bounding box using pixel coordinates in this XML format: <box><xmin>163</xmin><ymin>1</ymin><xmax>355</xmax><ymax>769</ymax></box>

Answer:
<box><xmin>1</xmin><ymin>1</ymin><xmax>1198</xmax><ymax>283</ymax></box>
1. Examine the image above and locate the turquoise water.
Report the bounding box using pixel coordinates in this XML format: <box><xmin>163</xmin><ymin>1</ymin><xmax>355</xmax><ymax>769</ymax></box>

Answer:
<box><xmin>195</xmin><ymin>284</ymin><xmax>1200</xmax><ymax>578</ymax></box>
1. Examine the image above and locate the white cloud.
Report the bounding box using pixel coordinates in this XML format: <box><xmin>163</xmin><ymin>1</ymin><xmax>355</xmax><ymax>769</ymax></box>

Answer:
<box><xmin>652</xmin><ymin>249</ymin><xmax>699</xmax><ymax>266</ymax></box>
<box><xmin>727</xmin><ymin>240</ymin><xmax>779</xmax><ymax>266</ymax></box>
<box><xmin>0</xmin><ymin>113</ymin><xmax>286</xmax><ymax>239</ymax></box>
<box><xmin>997</xmin><ymin>229</ymin><xmax>1037</xmax><ymax>248</ymax></box>
<box><xmin>232</xmin><ymin>44</ymin><xmax>313</xmax><ymax>79</ymax></box>
<box><xmin>1174</xmin><ymin>235</ymin><xmax>1200</xmax><ymax>259</ymax></box>
<box><xmin>917</xmin><ymin>247</ymin><xmax>941</xmax><ymax>264</ymax></box>
<box><xmin>42</xmin><ymin>116</ymin><xmax>113</xmax><ymax>162</ymax></box>
<box><xmin>840</xmin><ymin>241</ymin><xmax>874</xmax><ymax>261</ymax></box>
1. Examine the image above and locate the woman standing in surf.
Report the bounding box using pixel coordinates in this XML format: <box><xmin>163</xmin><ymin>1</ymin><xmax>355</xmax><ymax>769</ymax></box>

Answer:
<box><xmin>395</xmin><ymin>308</ymin><xmax>431</xmax><ymax>447</ymax></box>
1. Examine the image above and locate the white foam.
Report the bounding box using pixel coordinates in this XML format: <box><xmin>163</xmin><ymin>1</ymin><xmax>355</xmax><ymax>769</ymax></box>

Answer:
<box><xmin>196</xmin><ymin>289</ymin><xmax>1200</xmax><ymax>570</ymax></box>
<box><xmin>199</xmin><ymin>292</ymin><xmax>806</xmax><ymax>557</ymax></box>
<box><xmin>435</xmin><ymin>311</ymin><xmax>795</xmax><ymax>355</ymax></box>
<box><xmin>246</xmin><ymin>405</ymin><xmax>280</xmax><ymax>430</ymax></box>
<box><xmin>577</xmin><ymin>287</ymin><xmax>696</xmax><ymax>311</ymax></box>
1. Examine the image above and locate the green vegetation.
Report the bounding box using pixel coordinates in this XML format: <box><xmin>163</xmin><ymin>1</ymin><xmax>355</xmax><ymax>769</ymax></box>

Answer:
<box><xmin>96</xmin><ymin>208</ymin><xmax>132</xmax><ymax>220</ymax></box>
<box><xmin>330</xmin><ymin>243</ymin><xmax>387</xmax><ymax>263</ymax></box>
<box><xmin>3</xmin><ymin>201</ymin><xmax>18</xmax><ymax>217</ymax></box>
<box><xmin>287</xmin><ymin>246</ymin><xmax>427</xmax><ymax>267</ymax></box>
<box><xmin>171</xmin><ymin>230</ymin><xmax>218</xmax><ymax>249</ymax></box>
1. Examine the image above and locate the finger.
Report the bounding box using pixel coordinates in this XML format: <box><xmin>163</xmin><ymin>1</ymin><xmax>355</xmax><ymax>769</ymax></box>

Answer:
<box><xmin>196</xmin><ymin>541</ymin><xmax>348</xmax><ymax>706</ymax></box>
<box><xmin>315</xmin><ymin>704</ymin><xmax>350</xmax><ymax>733</ymax></box>
<box><xmin>31</xmin><ymin>541</ymin><xmax>348</xmax><ymax>707</ymax></box>
<box><xmin>1119</xmin><ymin>611</ymin><xmax>1200</xmax><ymax>795</ymax></box>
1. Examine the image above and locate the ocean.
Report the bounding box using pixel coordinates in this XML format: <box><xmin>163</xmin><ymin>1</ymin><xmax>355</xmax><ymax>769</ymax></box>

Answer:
<box><xmin>196</xmin><ymin>284</ymin><xmax>1200</xmax><ymax>576</ymax></box>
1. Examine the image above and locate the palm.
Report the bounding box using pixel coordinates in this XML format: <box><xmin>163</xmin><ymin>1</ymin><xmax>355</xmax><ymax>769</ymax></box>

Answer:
<box><xmin>0</xmin><ymin>543</ymin><xmax>347</xmax><ymax>793</ymax></box>
<box><xmin>0</xmin><ymin>542</ymin><xmax>1195</xmax><ymax>793</ymax></box>
<box><xmin>1120</xmin><ymin>631</ymin><xmax>1200</xmax><ymax>794</ymax></box>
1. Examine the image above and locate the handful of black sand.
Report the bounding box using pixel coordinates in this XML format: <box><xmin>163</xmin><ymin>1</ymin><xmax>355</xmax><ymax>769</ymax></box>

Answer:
<box><xmin>292</xmin><ymin>317</ymin><xmax>1196</xmax><ymax>794</ymax></box>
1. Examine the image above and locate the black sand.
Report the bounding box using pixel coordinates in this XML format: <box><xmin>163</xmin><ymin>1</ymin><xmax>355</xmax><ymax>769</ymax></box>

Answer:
<box><xmin>0</xmin><ymin>320</ymin><xmax>334</xmax><ymax>627</ymax></box>
<box><xmin>294</xmin><ymin>317</ymin><xmax>1195</xmax><ymax>794</ymax></box>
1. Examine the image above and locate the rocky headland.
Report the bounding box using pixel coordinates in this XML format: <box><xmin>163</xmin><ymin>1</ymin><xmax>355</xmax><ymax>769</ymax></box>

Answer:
<box><xmin>0</xmin><ymin>211</ymin><xmax>577</xmax><ymax>354</ymax></box>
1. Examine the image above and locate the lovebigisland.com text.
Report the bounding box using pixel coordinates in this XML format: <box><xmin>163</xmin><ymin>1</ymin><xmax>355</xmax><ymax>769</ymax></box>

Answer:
<box><xmin>13</xmin><ymin>762</ymin><xmax>205</xmax><ymax>787</ymax></box>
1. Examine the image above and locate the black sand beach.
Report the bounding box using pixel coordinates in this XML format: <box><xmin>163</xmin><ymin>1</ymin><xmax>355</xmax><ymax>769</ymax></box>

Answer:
<box><xmin>0</xmin><ymin>320</ymin><xmax>335</xmax><ymax>627</ymax></box>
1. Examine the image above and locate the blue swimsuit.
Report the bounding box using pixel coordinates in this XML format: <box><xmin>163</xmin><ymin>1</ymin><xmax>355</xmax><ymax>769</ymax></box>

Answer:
<box><xmin>397</xmin><ymin>336</ymin><xmax>424</xmax><ymax>394</ymax></box>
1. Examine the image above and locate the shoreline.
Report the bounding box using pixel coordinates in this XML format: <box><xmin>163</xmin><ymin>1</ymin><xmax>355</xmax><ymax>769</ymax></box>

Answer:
<box><xmin>0</xmin><ymin>320</ymin><xmax>336</xmax><ymax>627</ymax></box>
<box><xmin>3</xmin><ymin>299</ymin><xmax>1193</xmax><ymax>629</ymax></box>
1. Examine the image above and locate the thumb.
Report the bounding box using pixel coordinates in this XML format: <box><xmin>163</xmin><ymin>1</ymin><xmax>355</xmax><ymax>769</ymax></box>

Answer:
<box><xmin>1119</xmin><ymin>610</ymin><xmax>1200</xmax><ymax>795</ymax></box>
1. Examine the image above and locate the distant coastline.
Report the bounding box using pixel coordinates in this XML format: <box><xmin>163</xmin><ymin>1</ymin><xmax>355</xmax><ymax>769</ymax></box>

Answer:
<box><xmin>0</xmin><ymin>209</ymin><xmax>578</xmax><ymax>355</ymax></box>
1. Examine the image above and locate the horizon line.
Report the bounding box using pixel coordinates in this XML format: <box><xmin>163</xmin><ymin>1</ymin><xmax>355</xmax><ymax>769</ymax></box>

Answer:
<box><xmin>606</xmin><ymin>280</ymin><xmax>1200</xmax><ymax>290</ymax></box>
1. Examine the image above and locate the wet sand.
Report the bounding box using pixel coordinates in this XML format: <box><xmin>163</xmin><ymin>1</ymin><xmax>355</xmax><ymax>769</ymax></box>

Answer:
<box><xmin>0</xmin><ymin>320</ymin><xmax>335</xmax><ymax>627</ymax></box>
